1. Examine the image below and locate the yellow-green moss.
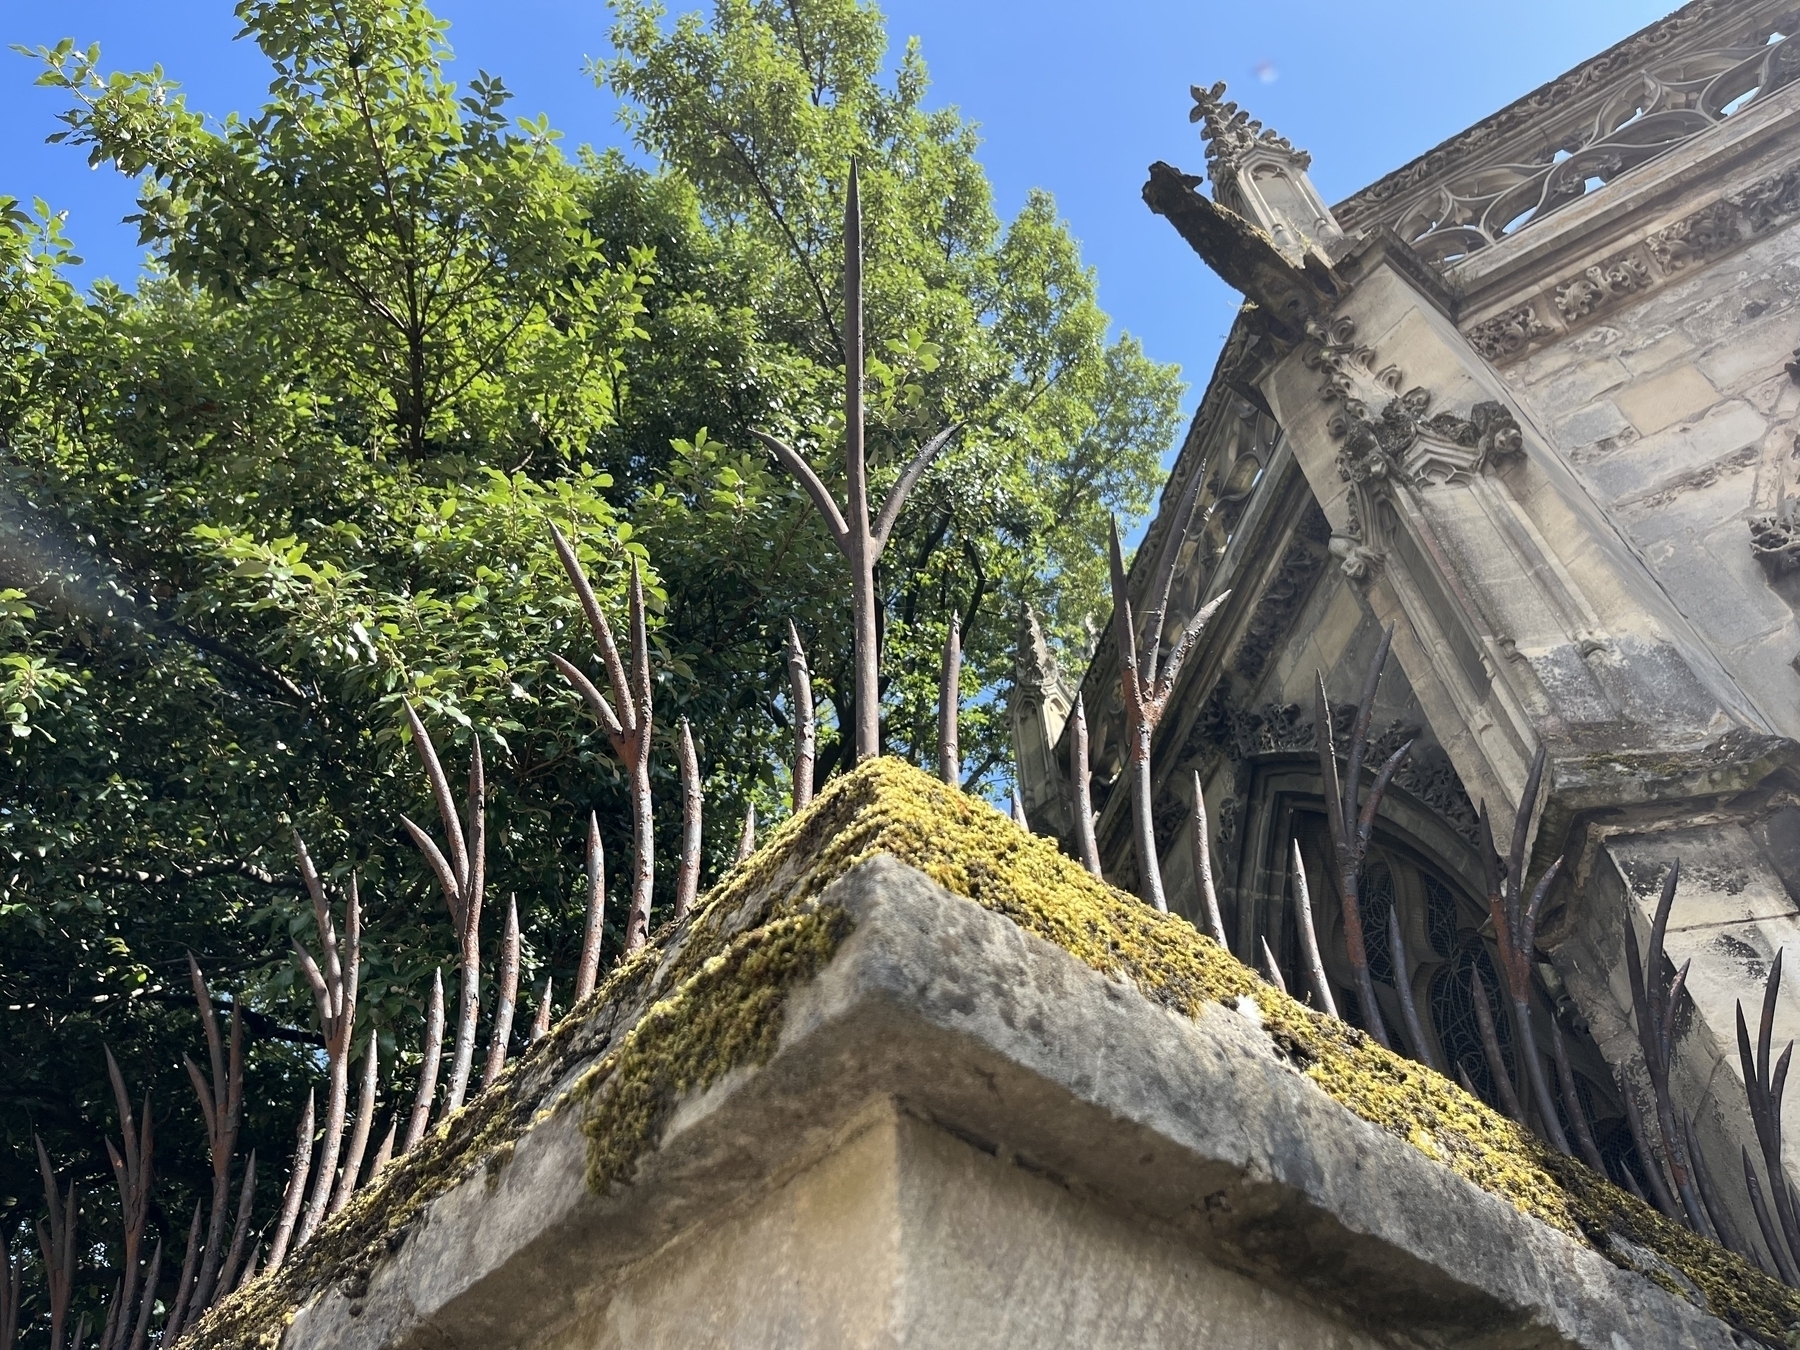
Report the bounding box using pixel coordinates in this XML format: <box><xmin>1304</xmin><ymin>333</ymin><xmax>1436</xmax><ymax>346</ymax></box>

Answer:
<box><xmin>195</xmin><ymin>756</ymin><xmax>1800</xmax><ymax>1347</ymax></box>
<box><xmin>582</xmin><ymin>905</ymin><xmax>852</xmax><ymax>1193</ymax></box>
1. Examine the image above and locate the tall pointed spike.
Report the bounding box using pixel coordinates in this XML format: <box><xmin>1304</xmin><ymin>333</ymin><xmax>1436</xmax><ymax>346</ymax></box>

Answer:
<box><xmin>368</xmin><ymin>1118</ymin><xmax>399</xmax><ymax>1182</ymax></box>
<box><xmin>675</xmin><ymin>719</ymin><xmax>703</xmax><ymax>922</ymax></box>
<box><xmin>1291</xmin><ymin>839</ymin><xmax>1337</xmax><ymax>1019</ymax></box>
<box><xmin>1760</xmin><ymin>947</ymin><xmax>1785</xmax><ymax>1098</ymax></box>
<box><xmin>938</xmin><ymin>611</ymin><xmax>961</xmax><ymax>785</ymax></box>
<box><xmin>401</xmin><ymin>701</ymin><xmax>470</xmax><ymax>894</ymax></box>
<box><xmin>403</xmin><ymin>969</ymin><xmax>445</xmax><ymax>1155</ymax></box>
<box><xmin>1744</xmin><ymin>1149</ymin><xmax>1800</xmax><ymax>1285</ymax></box>
<box><xmin>575</xmin><ymin>816</ymin><xmax>606</xmax><ymax>1003</ymax></box>
<box><xmin>1070</xmin><ymin>693</ymin><xmax>1102</xmax><ymax>878</ymax></box>
<box><xmin>1107</xmin><ymin>518</ymin><xmax>1141</xmax><ymax>714</ymax></box>
<box><xmin>163</xmin><ymin>1200</ymin><xmax>203</xmax><ymax>1343</ymax></box>
<box><xmin>331</xmin><ymin>1033</ymin><xmax>379</xmax><ymax>1215</ymax></box>
<box><xmin>1355</xmin><ymin>739</ymin><xmax>1413</xmax><ymax>843</ymax></box>
<box><xmin>211</xmin><ymin>1154</ymin><xmax>257</xmax><ymax>1313</ymax></box>
<box><xmin>344</xmin><ymin>872</ymin><xmax>362</xmax><ymax>1028</ymax></box>
<box><xmin>736</xmin><ymin>803</ymin><xmax>757</xmax><ymax>863</ymax></box>
<box><xmin>1388</xmin><ymin>909</ymin><xmax>1438</xmax><ymax>1073</ymax></box>
<box><xmin>464</xmin><ymin>741</ymin><xmax>486</xmax><ymax>952</ymax></box>
<box><xmin>624</xmin><ymin>558</ymin><xmax>657</xmax><ymax>949</ymax></box>
<box><xmin>1470</xmin><ymin>967</ymin><xmax>1522</xmax><ymax>1121</ymax></box>
<box><xmin>786</xmin><ymin>620</ymin><xmax>816</xmax><ymax>811</ymax></box>
<box><xmin>1507</xmin><ymin>744</ymin><xmax>1548</xmax><ymax>912</ymax></box>
<box><xmin>1140</xmin><ymin>457</ymin><xmax>1210</xmax><ymax>686</ymax></box>
<box><xmin>547</xmin><ymin>522</ymin><xmax>632</xmax><ymax>715</ymax></box>
<box><xmin>1621</xmin><ymin>1076</ymin><xmax>1681</xmax><ymax>1220</ymax></box>
<box><xmin>1191</xmin><ymin>772</ymin><xmax>1227</xmax><ymax>947</ymax></box>
<box><xmin>530</xmin><ymin>977</ymin><xmax>554</xmax><ymax>1043</ymax></box>
<box><xmin>1684</xmin><ymin>1113</ymin><xmax>1744</xmax><ymax>1257</ymax></box>
<box><xmin>1259</xmin><ymin>937</ymin><xmax>1287</xmax><ymax>993</ymax></box>
<box><xmin>1342</xmin><ymin>626</ymin><xmax>1394</xmax><ymax>830</ymax></box>
<box><xmin>186</xmin><ymin>954</ymin><xmax>226</xmax><ymax>1126</ymax></box>
<box><xmin>1551</xmin><ymin>1014</ymin><xmax>1607</xmax><ymax>1174</ymax></box>
<box><xmin>266</xmin><ymin>1089</ymin><xmax>314</xmax><ymax>1272</ymax></box>
<box><xmin>482</xmin><ymin>896</ymin><xmax>521</xmax><ymax>1090</ymax></box>
<box><xmin>1314</xmin><ymin>674</ymin><xmax>1345</xmax><ymax>854</ymax></box>
<box><xmin>1646</xmin><ymin>859</ymin><xmax>1681</xmax><ymax>1000</ymax></box>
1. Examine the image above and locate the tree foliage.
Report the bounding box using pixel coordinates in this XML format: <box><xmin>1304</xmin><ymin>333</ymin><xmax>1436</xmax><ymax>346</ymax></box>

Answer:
<box><xmin>0</xmin><ymin>0</ymin><xmax>1179</xmax><ymax>1333</ymax></box>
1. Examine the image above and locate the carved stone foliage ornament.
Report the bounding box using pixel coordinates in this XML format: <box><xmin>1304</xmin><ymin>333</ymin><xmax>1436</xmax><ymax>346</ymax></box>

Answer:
<box><xmin>1228</xmin><ymin>502</ymin><xmax>1332</xmax><ymax>684</ymax></box>
<box><xmin>1189</xmin><ymin>80</ymin><xmax>1309</xmax><ymax>182</ymax></box>
<box><xmin>1647</xmin><ymin>165</ymin><xmax>1800</xmax><ymax>273</ymax></box>
<box><xmin>1183</xmin><ymin>693</ymin><xmax>1481</xmax><ymax>845</ymax></box>
<box><xmin>1467</xmin><ymin>304</ymin><xmax>1554</xmax><ymax>361</ymax></box>
<box><xmin>1307</xmin><ymin>316</ymin><xmax>1524</xmax><ymax>579</ymax></box>
<box><xmin>1553</xmin><ymin>254</ymin><xmax>1652</xmax><ymax>321</ymax></box>
<box><xmin>1646</xmin><ymin>200</ymin><xmax>1740</xmax><ymax>271</ymax></box>
<box><xmin>1463</xmin><ymin>159</ymin><xmax>1800</xmax><ymax>364</ymax></box>
<box><xmin>1331</xmin><ymin>390</ymin><xmax>1524</xmax><ymax>491</ymax></box>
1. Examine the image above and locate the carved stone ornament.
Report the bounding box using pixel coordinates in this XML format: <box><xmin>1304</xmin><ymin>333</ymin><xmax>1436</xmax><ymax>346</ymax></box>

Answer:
<box><xmin>1553</xmin><ymin>254</ymin><xmax>1652</xmax><ymax>321</ymax></box>
<box><xmin>1646</xmin><ymin>200</ymin><xmax>1741</xmax><ymax>271</ymax></box>
<box><xmin>1737</xmin><ymin>162</ymin><xmax>1800</xmax><ymax>234</ymax></box>
<box><xmin>1524</xmin><ymin>161</ymin><xmax>1800</xmax><ymax>344</ymax></box>
<box><xmin>1307</xmin><ymin>313</ymin><xmax>1523</xmax><ymax>576</ymax></box>
<box><xmin>1304</xmin><ymin>315</ymin><xmax>1388</xmax><ymax>403</ymax></box>
<box><xmin>1190</xmin><ymin>80</ymin><xmax>1309</xmax><ymax>182</ymax></box>
<box><xmin>1466</xmin><ymin>304</ymin><xmax>1554</xmax><ymax>361</ymax></box>
<box><xmin>1644</xmin><ymin>164</ymin><xmax>1800</xmax><ymax>278</ymax></box>
<box><xmin>1347</xmin><ymin>12</ymin><xmax>1800</xmax><ymax>265</ymax></box>
<box><xmin>1333</xmin><ymin>2</ymin><xmax>1794</xmax><ymax>233</ymax></box>
<box><xmin>1329</xmin><ymin>388</ymin><xmax>1524</xmax><ymax>491</ymax></box>
<box><xmin>1229</xmin><ymin>502</ymin><xmax>1332</xmax><ymax>683</ymax></box>
<box><xmin>1330</xmin><ymin>538</ymin><xmax>1385</xmax><ymax>582</ymax></box>
<box><xmin>1749</xmin><ymin>432</ymin><xmax>1800</xmax><ymax>573</ymax></box>
<box><xmin>1749</xmin><ymin>502</ymin><xmax>1800</xmax><ymax>572</ymax></box>
<box><xmin>1183</xmin><ymin>693</ymin><xmax>1481</xmax><ymax>844</ymax></box>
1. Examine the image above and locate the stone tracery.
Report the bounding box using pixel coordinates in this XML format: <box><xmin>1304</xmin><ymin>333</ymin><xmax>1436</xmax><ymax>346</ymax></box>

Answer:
<box><xmin>1388</xmin><ymin>22</ymin><xmax>1799</xmax><ymax>265</ymax></box>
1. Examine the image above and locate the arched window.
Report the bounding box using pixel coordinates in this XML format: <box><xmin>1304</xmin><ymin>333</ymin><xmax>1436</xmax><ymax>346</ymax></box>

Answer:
<box><xmin>1430</xmin><ymin>943</ymin><xmax>1513</xmax><ymax>1101</ymax></box>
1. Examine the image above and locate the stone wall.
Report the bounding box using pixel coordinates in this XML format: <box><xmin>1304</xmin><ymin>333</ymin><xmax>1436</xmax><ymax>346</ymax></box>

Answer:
<box><xmin>1502</xmin><ymin>216</ymin><xmax>1800</xmax><ymax>737</ymax></box>
<box><xmin>572</xmin><ymin>1103</ymin><xmax>1390</xmax><ymax>1350</ymax></box>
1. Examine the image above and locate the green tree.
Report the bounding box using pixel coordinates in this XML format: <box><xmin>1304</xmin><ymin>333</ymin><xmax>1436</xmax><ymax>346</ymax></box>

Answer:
<box><xmin>3</xmin><ymin>2</ymin><xmax>652</xmax><ymax>1320</ymax></box>
<box><xmin>0</xmin><ymin>0</ymin><xmax>1178</xmax><ymax>1332</ymax></box>
<box><xmin>599</xmin><ymin>0</ymin><xmax>1183</xmax><ymax>786</ymax></box>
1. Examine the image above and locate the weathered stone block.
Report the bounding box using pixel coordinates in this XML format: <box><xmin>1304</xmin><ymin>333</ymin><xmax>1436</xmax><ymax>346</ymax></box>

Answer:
<box><xmin>1537</xmin><ymin>355</ymin><xmax>1633</xmax><ymax>413</ymax></box>
<box><xmin>1614</xmin><ymin>365</ymin><xmax>1722</xmax><ymax>436</ymax></box>
<box><xmin>1696</xmin><ymin>307</ymin><xmax>1800</xmax><ymax>393</ymax></box>
<box><xmin>1583</xmin><ymin>399</ymin><xmax>1766</xmax><ymax>498</ymax></box>
<box><xmin>1620</xmin><ymin>329</ymin><xmax>1693</xmax><ymax>378</ymax></box>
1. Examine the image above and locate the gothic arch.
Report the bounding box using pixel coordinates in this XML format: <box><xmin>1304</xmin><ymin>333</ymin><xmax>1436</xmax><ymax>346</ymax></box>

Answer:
<box><xmin>1223</xmin><ymin>752</ymin><xmax>1633</xmax><ymax>1162</ymax></box>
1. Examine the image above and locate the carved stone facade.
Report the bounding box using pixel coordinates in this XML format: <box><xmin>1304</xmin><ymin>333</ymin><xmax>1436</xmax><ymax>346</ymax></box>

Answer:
<box><xmin>1017</xmin><ymin>0</ymin><xmax>1800</xmax><ymax>1274</ymax></box>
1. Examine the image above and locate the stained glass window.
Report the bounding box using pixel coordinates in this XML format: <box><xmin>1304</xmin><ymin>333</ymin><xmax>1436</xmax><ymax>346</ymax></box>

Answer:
<box><xmin>1425</xmin><ymin>874</ymin><xmax>1461</xmax><ymax>959</ymax></box>
<box><xmin>1429</xmin><ymin>944</ymin><xmax>1513</xmax><ymax>1107</ymax></box>
<box><xmin>1363</xmin><ymin>861</ymin><xmax>1395</xmax><ymax>985</ymax></box>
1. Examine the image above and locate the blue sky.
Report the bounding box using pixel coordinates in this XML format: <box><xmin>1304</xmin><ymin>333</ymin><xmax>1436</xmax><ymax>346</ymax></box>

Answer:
<box><xmin>1</xmin><ymin>0</ymin><xmax>1678</xmax><ymax>443</ymax></box>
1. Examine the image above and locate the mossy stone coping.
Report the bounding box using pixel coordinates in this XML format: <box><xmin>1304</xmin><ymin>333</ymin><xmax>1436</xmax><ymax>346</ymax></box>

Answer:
<box><xmin>188</xmin><ymin>757</ymin><xmax>1800</xmax><ymax>1348</ymax></box>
